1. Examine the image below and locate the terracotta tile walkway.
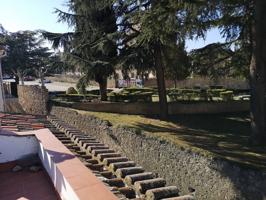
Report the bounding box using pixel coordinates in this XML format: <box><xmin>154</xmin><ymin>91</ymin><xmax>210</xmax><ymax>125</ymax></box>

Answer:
<box><xmin>0</xmin><ymin>170</ymin><xmax>59</xmax><ymax>200</ymax></box>
<box><xmin>0</xmin><ymin>113</ymin><xmax>46</xmax><ymax>132</ymax></box>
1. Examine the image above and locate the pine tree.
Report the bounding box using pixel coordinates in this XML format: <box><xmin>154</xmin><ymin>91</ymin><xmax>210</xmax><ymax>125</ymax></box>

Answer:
<box><xmin>48</xmin><ymin>0</ymin><xmax>117</xmax><ymax>101</ymax></box>
<box><xmin>249</xmin><ymin>0</ymin><xmax>266</xmax><ymax>144</ymax></box>
<box><xmin>203</xmin><ymin>0</ymin><xmax>266</xmax><ymax>144</ymax></box>
<box><xmin>116</xmin><ymin>0</ymin><xmax>215</xmax><ymax>119</ymax></box>
<box><xmin>1</xmin><ymin>31</ymin><xmax>51</xmax><ymax>85</ymax></box>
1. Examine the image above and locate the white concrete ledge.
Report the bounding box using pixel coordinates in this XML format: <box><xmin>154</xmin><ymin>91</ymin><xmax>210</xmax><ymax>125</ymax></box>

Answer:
<box><xmin>0</xmin><ymin>128</ymin><xmax>118</xmax><ymax>200</ymax></box>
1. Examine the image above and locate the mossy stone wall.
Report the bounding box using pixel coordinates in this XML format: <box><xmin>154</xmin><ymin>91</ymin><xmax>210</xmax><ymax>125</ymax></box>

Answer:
<box><xmin>51</xmin><ymin>106</ymin><xmax>266</xmax><ymax>200</ymax></box>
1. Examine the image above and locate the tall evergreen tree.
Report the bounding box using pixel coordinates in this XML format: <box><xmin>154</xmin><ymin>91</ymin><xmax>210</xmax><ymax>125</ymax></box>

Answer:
<box><xmin>201</xmin><ymin>0</ymin><xmax>266</xmax><ymax>143</ymax></box>
<box><xmin>46</xmin><ymin>0</ymin><xmax>117</xmax><ymax>101</ymax></box>
<box><xmin>1</xmin><ymin>31</ymin><xmax>51</xmax><ymax>85</ymax></box>
<box><xmin>249</xmin><ymin>0</ymin><xmax>266</xmax><ymax>144</ymax></box>
<box><xmin>116</xmin><ymin>0</ymin><xmax>216</xmax><ymax>119</ymax></box>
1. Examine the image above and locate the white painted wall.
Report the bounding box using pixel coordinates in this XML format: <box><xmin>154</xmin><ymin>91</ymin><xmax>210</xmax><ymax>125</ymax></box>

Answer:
<box><xmin>0</xmin><ymin>135</ymin><xmax>38</xmax><ymax>163</ymax></box>
<box><xmin>38</xmin><ymin>143</ymin><xmax>79</xmax><ymax>200</ymax></box>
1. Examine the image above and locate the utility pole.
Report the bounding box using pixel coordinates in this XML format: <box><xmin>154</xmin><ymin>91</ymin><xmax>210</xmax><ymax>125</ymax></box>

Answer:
<box><xmin>0</xmin><ymin>45</ymin><xmax>6</xmax><ymax>112</ymax></box>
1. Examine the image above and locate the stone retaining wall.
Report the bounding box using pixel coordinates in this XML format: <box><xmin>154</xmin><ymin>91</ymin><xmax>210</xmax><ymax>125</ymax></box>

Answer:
<box><xmin>18</xmin><ymin>85</ymin><xmax>48</xmax><ymax>115</ymax></box>
<box><xmin>51</xmin><ymin>106</ymin><xmax>266</xmax><ymax>200</ymax></box>
<box><xmin>5</xmin><ymin>98</ymin><xmax>25</xmax><ymax>114</ymax></box>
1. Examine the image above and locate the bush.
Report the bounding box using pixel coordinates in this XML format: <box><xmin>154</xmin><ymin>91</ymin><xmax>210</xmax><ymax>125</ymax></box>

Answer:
<box><xmin>55</xmin><ymin>93</ymin><xmax>99</xmax><ymax>102</ymax></box>
<box><xmin>86</xmin><ymin>89</ymin><xmax>113</xmax><ymax>95</ymax></box>
<box><xmin>66</xmin><ymin>87</ymin><xmax>78</xmax><ymax>95</ymax></box>
<box><xmin>207</xmin><ymin>89</ymin><xmax>226</xmax><ymax>97</ymax></box>
<box><xmin>167</xmin><ymin>88</ymin><xmax>201</xmax><ymax>101</ymax></box>
<box><xmin>220</xmin><ymin>91</ymin><xmax>234</xmax><ymax>101</ymax></box>
<box><xmin>210</xmin><ymin>85</ymin><xmax>224</xmax><ymax>89</ymax></box>
<box><xmin>124</xmin><ymin>87</ymin><xmax>154</xmax><ymax>93</ymax></box>
<box><xmin>108</xmin><ymin>91</ymin><xmax>153</xmax><ymax>102</ymax></box>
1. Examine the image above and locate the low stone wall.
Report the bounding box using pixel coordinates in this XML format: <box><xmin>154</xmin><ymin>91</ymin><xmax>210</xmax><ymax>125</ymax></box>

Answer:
<box><xmin>54</xmin><ymin>100</ymin><xmax>249</xmax><ymax>115</ymax></box>
<box><xmin>5</xmin><ymin>98</ymin><xmax>25</xmax><ymax>114</ymax></box>
<box><xmin>51</xmin><ymin>106</ymin><xmax>266</xmax><ymax>200</ymax></box>
<box><xmin>18</xmin><ymin>85</ymin><xmax>48</xmax><ymax>115</ymax></box>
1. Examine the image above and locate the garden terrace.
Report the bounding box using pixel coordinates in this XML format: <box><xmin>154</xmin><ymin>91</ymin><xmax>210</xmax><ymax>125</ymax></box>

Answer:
<box><xmin>50</xmin><ymin>106</ymin><xmax>266</xmax><ymax>200</ymax></box>
<box><xmin>69</xmin><ymin>110</ymin><xmax>266</xmax><ymax>170</ymax></box>
<box><xmin>52</xmin><ymin>87</ymin><xmax>250</xmax><ymax>104</ymax></box>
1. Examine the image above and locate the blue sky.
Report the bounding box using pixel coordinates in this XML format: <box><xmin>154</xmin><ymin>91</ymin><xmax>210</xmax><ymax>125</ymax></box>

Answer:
<box><xmin>0</xmin><ymin>0</ymin><xmax>70</xmax><ymax>33</ymax></box>
<box><xmin>186</xmin><ymin>28</ymin><xmax>225</xmax><ymax>51</ymax></box>
<box><xmin>0</xmin><ymin>0</ymin><xmax>223</xmax><ymax>51</ymax></box>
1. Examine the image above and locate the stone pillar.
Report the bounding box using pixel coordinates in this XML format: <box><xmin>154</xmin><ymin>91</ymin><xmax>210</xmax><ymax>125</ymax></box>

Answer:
<box><xmin>18</xmin><ymin>85</ymin><xmax>48</xmax><ymax>115</ymax></box>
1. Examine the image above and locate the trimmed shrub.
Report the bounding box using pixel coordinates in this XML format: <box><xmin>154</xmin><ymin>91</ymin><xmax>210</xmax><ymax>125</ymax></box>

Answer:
<box><xmin>54</xmin><ymin>93</ymin><xmax>99</xmax><ymax>102</ymax></box>
<box><xmin>108</xmin><ymin>90</ymin><xmax>153</xmax><ymax>102</ymax></box>
<box><xmin>207</xmin><ymin>89</ymin><xmax>226</xmax><ymax>97</ymax></box>
<box><xmin>220</xmin><ymin>91</ymin><xmax>234</xmax><ymax>101</ymax></box>
<box><xmin>210</xmin><ymin>85</ymin><xmax>224</xmax><ymax>89</ymax></box>
<box><xmin>167</xmin><ymin>88</ymin><xmax>201</xmax><ymax>101</ymax></box>
<box><xmin>66</xmin><ymin>87</ymin><xmax>78</xmax><ymax>95</ymax></box>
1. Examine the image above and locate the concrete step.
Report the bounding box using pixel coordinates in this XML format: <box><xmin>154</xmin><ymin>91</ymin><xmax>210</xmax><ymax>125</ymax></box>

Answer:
<box><xmin>134</xmin><ymin>178</ymin><xmax>166</xmax><ymax>195</ymax></box>
<box><xmin>145</xmin><ymin>186</ymin><xmax>179</xmax><ymax>200</ymax></box>
<box><xmin>124</xmin><ymin>172</ymin><xmax>154</xmax><ymax>186</ymax></box>
<box><xmin>116</xmin><ymin>167</ymin><xmax>145</xmax><ymax>178</ymax></box>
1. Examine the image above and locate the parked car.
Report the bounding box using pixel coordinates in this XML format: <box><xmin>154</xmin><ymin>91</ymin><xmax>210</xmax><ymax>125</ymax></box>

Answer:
<box><xmin>23</xmin><ymin>76</ymin><xmax>35</xmax><ymax>81</ymax></box>
<box><xmin>3</xmin><ymin>74</ymin><xmax>12</xmax><ymax>79</ymax></box>
<box><xmin>38</xmin><ymin>79</ymin><xmax>52</xmax><ymax>84</ymax></box>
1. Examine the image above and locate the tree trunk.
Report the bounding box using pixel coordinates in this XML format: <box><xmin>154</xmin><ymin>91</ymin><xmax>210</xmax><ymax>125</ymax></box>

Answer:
<box><xmin>250</xmin><ymin>0</ymin><xmax>266</xmax><ymax>145</ymax></box>
<box><xmin>154</xmin><ymin>42</ymin><xmax>168</xmax><ymax>119</ymax></box>
<box><xmin>40</xmin><ymin>72</ymin><xmax>45</xmax><ymax>87</ymax></box>
<box><xmin>15</xmin><ymin>76</ymin><xmax>19</xmax><ymax>85</ymax></box>
<box><xmin>99</xmin><ymin>77</ymin><xmax>108</xmax><ymax>101</ymax></box>
<box><xmin>18</xmin><ymin>72</ymin><xmax>24</xmax><ymax>85</ymax></box>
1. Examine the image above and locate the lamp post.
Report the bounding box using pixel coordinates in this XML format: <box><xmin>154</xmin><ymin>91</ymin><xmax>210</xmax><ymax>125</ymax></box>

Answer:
<box><xmin>0</xmin><ymin>45</ymin><xmax>6</xmax><ymax>112</ymax></box>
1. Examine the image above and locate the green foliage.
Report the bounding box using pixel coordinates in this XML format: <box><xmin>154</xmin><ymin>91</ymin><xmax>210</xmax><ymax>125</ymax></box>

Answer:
<box><xmin>54</xmin><ymin>93</ymin><xmax>99</xmax><ymax>103</ymax></box>
<box><xmin>108</xmin><ymin>88</ymin><xmax>154</xmax><ymax>102</ymax></box>
<box><xmin>190</xmin><ymin>41</ymin><xmax>250</xmax><ymax>79</ymax></box>
<box><xmin>207</xmin><ymin>89</ymin><xmax>227</xmax><ymax>97</ymax></box>
<box><xmin>123</xmin><ymin>87</ymin><xmax>155</xmax><ymax>94</ymax></box>
<box><xmin>190</xmin><ymin>43</ymin><xmax>233</xmax><ymax>79</ymax></box>
<box><xmin>45</xmin><ymin>0</ymin><xmax>118</xmax><ymax>100</ymax></box>
<box><xmin>86</xmin><ymin>89</ymin><xmax>113</xmax><ymax>95</ymax></box>
<box><xmin>164</xmin><ymin>42</ymin><xmax>191</xmax><ymax>84</ymax></box>
<box><xmin>1</xmin><ymin>30</ymin><xmax>52</xmax><ymax>82</ymax></box>
<box><xmin>167</xmin><ymin>88</ymin><xmax>237</xmax><ymax>101</ymax></box>
<box><xmin>189</xmin><ymin>0</ymin><xmax>254</xmax><ymax>80</ymax></box>
<box><xmin>220</xmin><ymin>91</ymin><xmax>234</xmax><ymax>101</ymax></box>
<box><xmin>66</xmin><ymin>87</ymin><xmax>78</xmax><ymax>95</ymax></box>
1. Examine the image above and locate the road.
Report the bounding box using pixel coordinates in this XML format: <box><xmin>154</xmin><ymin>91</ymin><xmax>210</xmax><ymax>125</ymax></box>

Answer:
<box><xmin>23</xmin><ymin>80</ymin><xmax>100</xmax><ymax>92</ymax></box>
<box><xmin>4</xmin><ymin>79</ymin><xmax>120</xmax><ymax>92</ymax></box>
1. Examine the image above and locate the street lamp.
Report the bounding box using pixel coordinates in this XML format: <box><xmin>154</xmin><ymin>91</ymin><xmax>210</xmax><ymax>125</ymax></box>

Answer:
<box><xmin>0</xmin><ymin>45</ymin><xmax>7</xmax><ymax>112</ymax></box>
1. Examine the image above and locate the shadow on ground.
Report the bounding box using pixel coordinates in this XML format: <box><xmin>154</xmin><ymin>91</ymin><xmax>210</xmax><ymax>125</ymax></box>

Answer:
<box><xmin>135</xmin><ymin>112</ymin><xmax>266</xmax><ymax>170</ymax></box>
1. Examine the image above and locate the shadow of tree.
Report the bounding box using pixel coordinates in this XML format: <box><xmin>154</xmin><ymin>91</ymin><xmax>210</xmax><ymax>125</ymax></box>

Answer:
<box><xmin>134</xmin><ymin>112</ymin><xmax>266</xmax><ymax>169</ymax></box>
<box><xmin>132</xmin><ymin>112</ymin><xmax>266</xmax><ymax>199</ymax></box>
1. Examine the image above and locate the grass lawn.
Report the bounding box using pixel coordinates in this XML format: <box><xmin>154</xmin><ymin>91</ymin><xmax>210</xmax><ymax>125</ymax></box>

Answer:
<box><xmin>77</xmin><ymin>110</ymin><xmax>266</xmax><ymax>170</ymax></box>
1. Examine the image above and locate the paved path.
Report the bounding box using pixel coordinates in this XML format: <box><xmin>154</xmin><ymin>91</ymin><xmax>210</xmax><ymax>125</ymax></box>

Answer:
<box><xmin>24</xmin><ymin>80</ymin><xmax>98</xmax><ymax>92</ymax></box>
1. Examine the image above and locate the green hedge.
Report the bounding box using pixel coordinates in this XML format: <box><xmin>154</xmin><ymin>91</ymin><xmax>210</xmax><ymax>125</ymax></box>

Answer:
<box><xmin>54</xmin><ymin>94</ymin><xmax>99</xmax><ymax>102</ymax></box>
<box><xmin>108</xmin><ymin>88</ymin><xmax>154</xmax><ymax>102</ymax></box>
<box><xmin>220</xmin><ymin>91</ymin><xmax>234</xmax><ymax>101</ymax></box>
<box><xmin>86</xmin><ymin>89</ymin><xmax>113</xmax><ymax>95</ymax></box>
<box><xmin>207</xmin><ymin>89</ymin><xmax>227</xmax><ymax>97</ymax></box>
<box><xmin>167</xmin><ymin>88</ymin><xmax>236</xmax><ymax>101</ymax></box>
